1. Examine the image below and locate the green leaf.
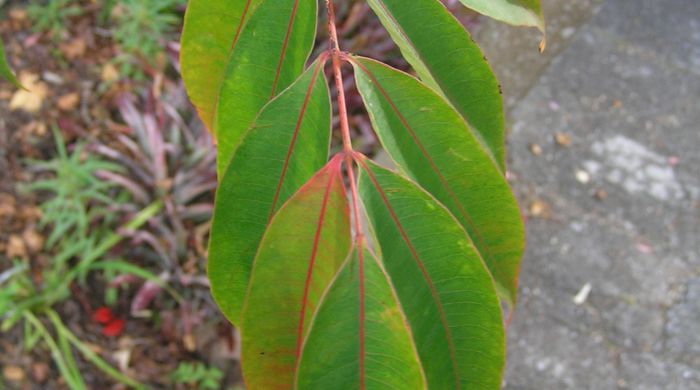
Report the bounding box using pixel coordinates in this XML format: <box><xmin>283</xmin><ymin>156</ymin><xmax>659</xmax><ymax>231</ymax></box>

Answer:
<box><xmin>0</xmin><ymin>36</ymin><xmax>23</xmax><ymax>89</ymax></box>
<box><xmin>458</xmin><ymin>0</ymin><xmax>544</xmax><ymax>32</ymax></box>
<box><xmin>241</xmin><ymin>156</ymin><xmax>351</xmax><ymax>389</ymax></box>
<box><xmin>208</xmin><ymin>61</ymin><xmax>331</xmax><ymax>325</ymax></box>
<box><xmin>367</xmin><ymin>0</ymin><xmax>505</xmax><ymax>168</ymax></box>
<box><xmin>357</xmin><ymin>157</ymin><xmax>505</xmax><ymax>389</ymax></box>
<box><xmin>181</xmin><ymin>0</ymin><xmax>263</xmax><ymax>132</ymax></box>
<box><xmin>352</xmin><ymin>57</ymin><xmax>525</xmax><ymax>305</ymax></box>
<box><xmin>297</xmin><ymin>248</ymin><xmax>427</xmax><ymax>389</ymax></box>
<box><xmin>213</xmin><ymin>0</ymin><xmax>318</xmax><ymax>176</ymax></box>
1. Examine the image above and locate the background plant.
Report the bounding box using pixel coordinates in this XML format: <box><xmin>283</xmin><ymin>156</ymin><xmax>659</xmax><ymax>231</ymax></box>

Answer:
<box><xmin>0</xmin><ymin>34</ymin><xmax>21</xmax><ymax>88</ymax></box>
<box><xmin>91</xmin><ymin>87</ymin><xmax>216</xmax><ymax>318</ymax></box>
<box><xmin>181</xmin><ymin>0</ymin><xmax>542</xmax><ymax>388</ymax></box>
<box><xmin>107</xmin><ymin>0</ymin><xmax>186</xmax><ymax>78</ymax></box>
<box><xmin>1</xmin><ymin>128</ymin><xmax>160</xmax><ymax>389</ymax></box>
<box><xmin>171</xmin><ymin>361</ymin><xmax>223</xmax><ymax>390</ymax></box>
<box><xmin>27</xmin><ymin>0</ymin><xmax>83</xmax><ymax>41</ymax></box>
<box><xmin>24</xmin><ymin>0</ymin><xmax>185</xmax><ymax>80</ymax></box>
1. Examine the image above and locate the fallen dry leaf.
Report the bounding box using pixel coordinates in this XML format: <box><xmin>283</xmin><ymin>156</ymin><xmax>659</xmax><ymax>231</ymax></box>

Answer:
<box><xmin>0</xmin><ymin>193</ymin><xmax>15</xmax><ymax>218</ymax></box>
<box><xmin>101</xmin><ymin>64</ymin><xmax>119</xmax><ymax>83</ymax></box>
<box><xmin>22</xmin><ymin>227</ymin><xmax>44</xmax><ymax>253</ymax></box>
<box><xmin>56</xmin><ymin>92</ymin><xmax>80</xmax><ymax>111</ymax></box>
<box><xmin>183</xmin><ymin>333</ymin><xmax>197</xmax><ymax>352</ymax></box>
<box><xmin>113</xmin><ymin>349</ymin><xmax>132</xmax><ymax>372</ymax></box>
<box><xmin>529</xmin><ymin>143</ymin><xmax>543</xmax><ymax>156</ymax></box>
<box><xmin>6</xmin><ymin>234</ymin><xmax>27</xmax><ymax>259</ymax></box>
<box><xmin>529</xmin><ymin>199</ymin><xmax>551</xmax><ymax>218</ymax></box>
<box><xmin>9</xmin><ymin>73</ymin><xmax>49</xmax><ymax>113</ymax></box>
<box><xmin>594</xmin><ymin>188</ymin><xmax>608</xmax><ymax>201</ymax></box>
<box><xmin>2</xmin><ymin>365</ymin><xmax>25</xmax><ymax>382</ymax></box>
<box><xmin>8</xmin><ymin>8</ymin><xmax>27</xmax><ymax>22</ymax></box>
<box><xmin>554</xmin><ymin>132</ymin><xmax>572</xmax><ymax>147</ymax></box>
<box><xmin>20</xmin><ymin>205</ymin><xmax>43</xmax><ymax>222</ymax></box>
<box><xmin>31</xmin><ymin>362</ymin><xmax>49</xmax><ymax>383</ymax></box>
<box><xmin>59</xmin><ymin>37</ymin><xmax>87</xmax><ymax>59</ymax></box>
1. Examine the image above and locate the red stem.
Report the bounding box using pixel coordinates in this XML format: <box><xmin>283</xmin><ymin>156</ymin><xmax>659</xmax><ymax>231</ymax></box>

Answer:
<box><xmin>326</xmin><ymin>1</ymin><xmax>365</xmax><ymax>388</ymax></box>
<box><xmin>326</xmin><ymin>0</ymin><xmax>353</xmax><ymax>154</ymax></box>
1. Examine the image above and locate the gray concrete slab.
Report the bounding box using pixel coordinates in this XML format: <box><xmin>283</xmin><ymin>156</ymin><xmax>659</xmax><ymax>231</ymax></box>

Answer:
<box><xmin>500</xmin><ymin>0</ymin><xmax>700</xmax><ymax>388</ymax></box>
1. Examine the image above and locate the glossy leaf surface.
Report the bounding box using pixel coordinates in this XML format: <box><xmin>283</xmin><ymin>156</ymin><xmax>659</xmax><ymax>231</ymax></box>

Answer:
<box><xmin>208</xmin><ymin>62</ymin><xmax>331</xmax><ymax>324</ymax></box>
<box><xmin>367</xmin><ymin>0</ymin><xmax>505</xmax><ymax>168</ymax></box>
<box><xmin>458</xmin><ymin>0</ymin><xmax>544</xmax><ymax>32</ymax></box>
<box><xmin>353</xmin><ymin>57</ymin><xmax>524</xmax><ymax>305</ymax></box>
<box><xmin>181</xmin><ymin>0</ymin><xmax>262</xmax><ymax>131</ymax></box>
<box><xmin>358</xmin><ymin>158</ymin><xmax>505</xmax><ymax>389</ymax></box>
<box><xmin>214</xmin><ymin>0</ymin><xmax>317</xmax><ymax>175</ymax></box>
<box><xmin>0</xmin><ymin>37</ymin><xmax>22</xmax><ymax>89</ymax></box>
<box><xmin>297</xmin><ymin>248</ymin><xmax>426</xmax><ymax>389</ymax></box>
<box><xmin>241</xmin><ymin>156</ymin><xmax>350</xmax><ymax>390</ymax></box>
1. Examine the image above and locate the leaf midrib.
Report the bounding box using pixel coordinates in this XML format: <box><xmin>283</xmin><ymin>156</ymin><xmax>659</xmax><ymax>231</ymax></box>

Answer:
<box><xmin>294</xmin><ymin>157</ymin><xmax>343</xmax><ymax>362</ymax></box>
<box><xmin>269</xmin><ymin>0</ymin><xmax>302</xmax><ymax>99</ymax></box>
<box><xmin>267</xmin><ymin>59</ymin><xmax>326</xmax><ymax>222</ymax></box>
<box><xmin>369</xmin><ymin>0</ymin><xmax>501</xmax><ymax>165</ymax></box>
<box><xmin>353</xmin><ymin>59</ymin><xmax>501</xmax><ymax>287</ymax></box>
<box><xmin>357</xmin><ymin>157</ymin><xmax>461</xmax><ymax>390</ymax></box>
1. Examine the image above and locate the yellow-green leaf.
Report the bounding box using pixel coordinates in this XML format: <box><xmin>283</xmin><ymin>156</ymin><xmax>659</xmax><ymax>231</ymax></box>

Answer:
<box><xmin>181</xmin><ymin>0</ymin><xmax>263</xmax><ymax>132</ymax></box>
<box><xmin>213</xmin><ymin>0</ymin><xmax>318</xmax><ymax>176</ymax></box>
<box><xmin>458</xmin><ymin>0</ymin><xmax>544</xmax><ymax>32</ymax></box>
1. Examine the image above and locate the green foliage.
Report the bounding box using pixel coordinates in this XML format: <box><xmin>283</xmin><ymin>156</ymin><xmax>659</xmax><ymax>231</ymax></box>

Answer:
<box><xmin>367</xmin><ymin>0</ymin><xmax>506</xmax><ymax>169</ymax></box>
<box><xmin>180</xmin><ymin>0</ymin><xmax>262</xmax><ymax>131</ymax></box>
<box><xmin>0</xmin><ymin>35</ymin><xmax>22</xmax><ymax>88</ymax></box>
<box><xmin>357</xmin><ymin>158</ymin><xmax>506</xmax><ymax>388</ymax></box>
<box><xmin>458</xmin><ymin>0</ymin><xmax>545</xmax><ymax>32</ymax></box>
<box><xmin>352</xmin><ymin>56</ymin><xmax>524</xmax><ymax>304</ymax></box>
<box><xmin>1</xmin><ymin>128</ymin><xmax>157</xmax><ymax>389</ymax></box>
<box><xmin>27</xmin><ymin>0</ymin><xmax>83</xmax><ymax>40</ymax></box>
<box><xmin>29</xmin><ymin>128</ymin><xmax>122</xmax><ymax>252</ymax></box>
<box><xmin>171</xmin><ymin>362</ymin><xmax>224</xmax><ymax>390</ymax></box>
<box><xmin>110</xmin><ymin>0</ymin><xmax>185</xmax><ymax>62</ymax></box>
<box><xmin>208</xmin><ymin>61</ymin><xmax>331</xmax><ymax>322</ymax></box>
<box><xmin>297</xmin><ymin>249</ymin><xmax>425</xmax><ymax>389</ymax></box>
<box><xmin>240</xmin><ymin>157</ymin><xmax>350</xmax><ymax>389</ymax></box>
<box><xmin>181</xmin><ymin>0</ymin><xmax>542</xmax><ymax>388</ymax></box>
<box><xmin>183</xmin><ymin>0</ymin><xmax>317</xmax><ymax>175</ymax></box>
<box><xmin>95</xmin><ymin>92</ymin><xmax>216</xmax><ymax>270</ymax></box>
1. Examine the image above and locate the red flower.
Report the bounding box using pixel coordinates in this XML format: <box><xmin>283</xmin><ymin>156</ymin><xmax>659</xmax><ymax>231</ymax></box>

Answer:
<box><xmin>101</xmin><ymin>318</ymin><xmax>126</xmax><ymax>337</ymax></box>
<box><xmin>92</xmin><ymin>307</ymin><xmax>114</xmax><ymax>324</ymax></box>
